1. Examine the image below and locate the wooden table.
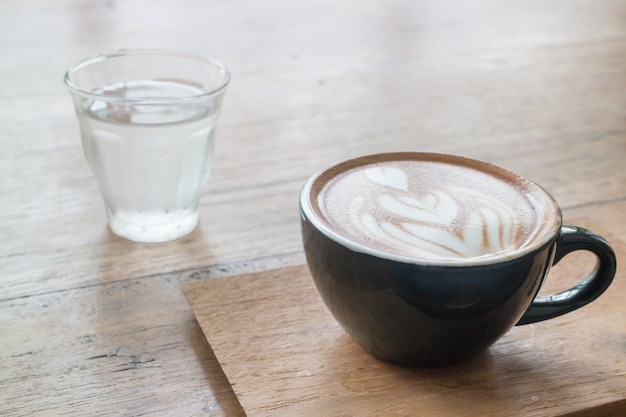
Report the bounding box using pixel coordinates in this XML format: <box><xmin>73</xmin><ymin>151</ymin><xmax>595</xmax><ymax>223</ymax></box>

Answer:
<box><xmin>1</xmin><ymin>0</ymin><xmax>625</xmax><ymax>415</ymax></box>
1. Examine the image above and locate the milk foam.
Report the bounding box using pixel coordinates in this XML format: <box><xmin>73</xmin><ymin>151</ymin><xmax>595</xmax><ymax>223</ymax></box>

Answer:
<box><xmin>315</xmin><ymin>157</ymin><xmax>550</xmax><ymax>261</ymax></box>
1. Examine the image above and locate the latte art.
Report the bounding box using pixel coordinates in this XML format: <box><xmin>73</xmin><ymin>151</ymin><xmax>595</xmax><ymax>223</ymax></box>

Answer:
<box><xmin>312</xmin><ymin>155</ymin><xmax>554</xmax><ymax>262</ymax></box>
<box><xmin>352</xmin><ymin>167</ymin><xmax>527</xmax><ymax>260</ymax></box>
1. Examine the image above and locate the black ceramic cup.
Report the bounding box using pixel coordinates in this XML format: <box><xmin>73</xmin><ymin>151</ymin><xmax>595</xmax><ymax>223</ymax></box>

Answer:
<box><xmin>299</xmin><ymin>152</ymin><xmax>616</xmax><ymax>367</ymax></box>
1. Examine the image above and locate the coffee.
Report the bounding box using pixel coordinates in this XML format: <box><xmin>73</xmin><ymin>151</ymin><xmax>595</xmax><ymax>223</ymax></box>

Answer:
<box><xmin>307</xmin><ymin>153</ymin><xmax>559</xmax><ymax>263</ymax></box>
<box><xmin>300</xmin><ymin>152</ymin><xmax>615</xmax><ymax>366</ymax></box>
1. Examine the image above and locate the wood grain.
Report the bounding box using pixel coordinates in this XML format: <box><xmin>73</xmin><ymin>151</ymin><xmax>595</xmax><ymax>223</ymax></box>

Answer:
<box><xmin>1</xmin><ymin>0</ymin><xmax>625</xmax><ymax>415</ymax></box>
<box><xmin>184</xmin><ymin>220</ymin><xmax>626</xmax><ymax>417</ymax></box>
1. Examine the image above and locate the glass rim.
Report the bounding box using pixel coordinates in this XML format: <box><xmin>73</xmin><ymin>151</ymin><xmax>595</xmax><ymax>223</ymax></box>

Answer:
<box><xmin>63</xmin><ymin>49</ymin><xmax>230</xmax><ymax>105</ymax></box>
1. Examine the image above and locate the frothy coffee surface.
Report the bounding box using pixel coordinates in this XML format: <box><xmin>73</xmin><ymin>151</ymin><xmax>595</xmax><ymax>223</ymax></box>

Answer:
<box><xmin>311</xmin><ymin>154</ymin><xmax>558</xmax><ymax>262</ymax></box>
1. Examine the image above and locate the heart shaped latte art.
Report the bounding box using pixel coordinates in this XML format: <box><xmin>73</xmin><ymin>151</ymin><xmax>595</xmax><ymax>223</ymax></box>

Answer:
<box><xmin>349</xmin><ymin>167</ymin><xmax>525</xmax><ymax>260</ymax></box>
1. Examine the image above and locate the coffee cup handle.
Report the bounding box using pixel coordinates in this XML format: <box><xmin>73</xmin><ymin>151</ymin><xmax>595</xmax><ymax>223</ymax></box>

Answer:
<box><xmin>516</xmin><ymin>225</ymin><xmax>617</xmax><ymax>325</ymax></box>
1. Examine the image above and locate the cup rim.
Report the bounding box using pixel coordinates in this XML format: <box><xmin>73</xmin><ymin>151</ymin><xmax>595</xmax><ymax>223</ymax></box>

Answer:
<box><xmin>300</xmin><ymin>152</ymin><xmax>563</xmax><ymax>267</ymax></box>
<box><xmin>63</xmin><ymin>49</ymin><xmax>230</xmax><ymax>105</ymax></box>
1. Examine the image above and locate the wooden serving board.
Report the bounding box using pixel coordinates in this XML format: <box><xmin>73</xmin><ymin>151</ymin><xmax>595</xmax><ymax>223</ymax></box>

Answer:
<box><xmin>183</xmin><ymin>220</ymin><xmax>626</xmax><ymax>417</ymax></box>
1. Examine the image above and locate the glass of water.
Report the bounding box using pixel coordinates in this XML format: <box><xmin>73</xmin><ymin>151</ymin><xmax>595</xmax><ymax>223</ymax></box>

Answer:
<box><xmin>64</xmin><ymin>50</ymin><xmax>230</xmax><ymax>242</ymax></box>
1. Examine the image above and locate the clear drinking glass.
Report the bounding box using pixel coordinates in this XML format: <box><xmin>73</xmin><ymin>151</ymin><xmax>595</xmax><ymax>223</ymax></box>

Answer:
<box><xmin>64</xmin><ymin>50</ymin><xmax>230</xmax><ymax>242</ymax></box>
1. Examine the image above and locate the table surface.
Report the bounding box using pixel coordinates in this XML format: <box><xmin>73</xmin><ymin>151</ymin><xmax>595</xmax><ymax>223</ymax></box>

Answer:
<box><xmin>1</xmin><ymin>0</ymin><xmax>625</xmax><ymax>416</ymax></box>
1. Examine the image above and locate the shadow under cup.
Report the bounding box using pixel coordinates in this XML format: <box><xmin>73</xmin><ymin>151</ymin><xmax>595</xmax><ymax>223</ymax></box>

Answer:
<box><xmin>299</xmin><ymin>153</ymin><xmax>616</xmax><ymax>367</ymax></box>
